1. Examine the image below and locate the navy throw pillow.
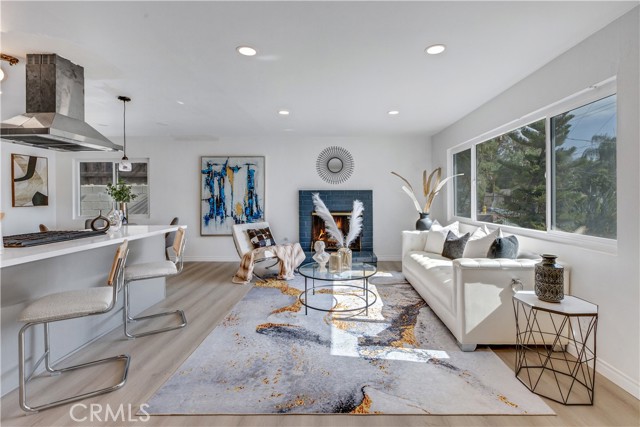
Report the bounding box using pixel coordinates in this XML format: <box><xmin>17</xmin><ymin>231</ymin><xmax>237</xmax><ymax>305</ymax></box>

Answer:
<box><xmin>487</xmin><ymin>235</ymin><xmax>519</xmax><ymax>259</ymax></box>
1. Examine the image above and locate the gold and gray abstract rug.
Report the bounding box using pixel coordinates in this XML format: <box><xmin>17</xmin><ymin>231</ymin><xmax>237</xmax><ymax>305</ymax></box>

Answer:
<box><xmin>145</xmin><ymin>271</ymin><xmax>554</xmax><ymax>415</ymax></box>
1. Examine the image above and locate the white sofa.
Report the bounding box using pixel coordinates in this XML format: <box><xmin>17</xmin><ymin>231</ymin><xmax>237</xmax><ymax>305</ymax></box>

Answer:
<box><xmin>402</xmin><ymin>229</ymin><xmax>570</xmax><ymax>351</ymax></box>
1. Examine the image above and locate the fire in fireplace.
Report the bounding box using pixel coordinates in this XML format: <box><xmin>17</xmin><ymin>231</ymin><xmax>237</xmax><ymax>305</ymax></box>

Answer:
<box><xmin>311</xmin><ymin>212</ymin><xmax>362</xmax><ymax>251</ymax></box>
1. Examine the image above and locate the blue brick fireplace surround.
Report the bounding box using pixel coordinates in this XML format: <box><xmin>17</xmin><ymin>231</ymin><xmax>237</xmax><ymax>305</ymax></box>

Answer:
<box><xmin>298</xmin><ymin>190</ymin><xmax>377</xmax><ymax>265</ymax></box>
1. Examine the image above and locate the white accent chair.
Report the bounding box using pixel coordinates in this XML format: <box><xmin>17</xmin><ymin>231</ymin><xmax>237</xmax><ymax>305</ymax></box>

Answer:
<box><xmin>17</xmin><ymin>241</ymin><xmax>130</xmax><ymax>413</ymax></box>
<box><xmin>123</xmin><ymin>227</ymin><xmax>187</xmax><ymax>338</ymax></box>
<box><xmin>231</xmin><ymin>221</ymin><xmax>278</xmax><ymax>276</ymax></box>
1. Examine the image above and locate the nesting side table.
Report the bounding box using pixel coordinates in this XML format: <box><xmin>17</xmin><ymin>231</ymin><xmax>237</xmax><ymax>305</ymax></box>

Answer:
<box><xmin>512</xmin><ymin>291</ymin><xmax>598</xmax><ymax>405</ymax></box>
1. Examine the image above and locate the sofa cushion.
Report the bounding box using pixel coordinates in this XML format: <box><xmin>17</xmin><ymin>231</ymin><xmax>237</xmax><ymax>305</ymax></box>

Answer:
<box><xmin>424</xmin><ymin>221</ymin><xmax>460</xmax><ymax>254</ymax></box>
<box><xmin>463</xmin><ymin>229</ymin><xmax>500</xmax><ymax>258</ymax></box>
<box><xmin>442</xmin><ymin>231</ymin><xmax>470</xmax><ymax>259</ymax></box>
<box><xmin>487</xmin><ymin>235</ymin><xmax>519</xmax><ymax>259</ymax></box>
<box><xmin>403</xmin><ymin>251</ymin><xmax>455</xmax><ymax>313</ymax></box>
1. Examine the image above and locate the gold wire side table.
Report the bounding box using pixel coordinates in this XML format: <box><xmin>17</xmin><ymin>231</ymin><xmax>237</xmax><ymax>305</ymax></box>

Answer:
<box><xmin>513</xmin><ymin>291</ymin><xmax>598</xmax><ymax>405</ymax></box>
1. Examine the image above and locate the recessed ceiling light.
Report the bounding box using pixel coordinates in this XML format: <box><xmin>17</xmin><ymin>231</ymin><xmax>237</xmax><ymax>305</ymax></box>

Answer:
<box><xmin>425</xmin><ymin>44</ymin><xmax>446</xmax><ymax>55</ymax></box>
<box><xmin>237</xmin><ymin>46</ymin><xmax>257</xmax><ymax>56</ymax></box>
<box><xmin>388</xmin><ymin>110</ymin><xmax>400</xmax><ymax>116</ymax></box>
<box><xmin>278</xmin><ymin>110</ymin><xmax>290</xmax><ymax>116</ymax></box>
<box><xmin>177</xmin><ymin>100</ymin><xmax>185</xmax><ymax>105</ymax></box>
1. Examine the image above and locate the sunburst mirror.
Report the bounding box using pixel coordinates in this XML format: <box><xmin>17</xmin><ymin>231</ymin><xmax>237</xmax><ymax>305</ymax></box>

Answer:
<box><xmin>316</xmin><ymin>146</ymin><xmax>354</xmax><ymax>184</ymax></box>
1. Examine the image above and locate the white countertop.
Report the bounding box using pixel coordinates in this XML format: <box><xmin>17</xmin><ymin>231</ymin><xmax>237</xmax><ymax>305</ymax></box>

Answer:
<box><xmin>1</xmin><ymin>225</ymin><xmax>181</xmax><ymax>268</ymax></box>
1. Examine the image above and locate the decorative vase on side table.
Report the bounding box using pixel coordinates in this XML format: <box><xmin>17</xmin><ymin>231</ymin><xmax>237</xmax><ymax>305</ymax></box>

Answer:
<box><xmin>416</xmin><ymin>212</ymin><xmax>433</xmax><ymax>231</ymax></box>
<box><xmin>534</xmin><ymin>254</ymin><xmax>564</xmax><ymax>302</ymax></box>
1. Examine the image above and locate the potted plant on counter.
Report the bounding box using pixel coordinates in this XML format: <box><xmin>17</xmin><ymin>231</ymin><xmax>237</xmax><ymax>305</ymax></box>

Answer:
<box><xmin>106</xmin><ymin>179</ymin><xmax>137</xmax><ymax>224</ymax></box>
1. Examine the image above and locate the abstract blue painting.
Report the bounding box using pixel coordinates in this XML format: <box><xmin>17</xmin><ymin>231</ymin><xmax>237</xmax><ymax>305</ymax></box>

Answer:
<box><xmin>200</xmin><ymin>156</ymin><xmax>265</xmax><ymax>235</ymax></box>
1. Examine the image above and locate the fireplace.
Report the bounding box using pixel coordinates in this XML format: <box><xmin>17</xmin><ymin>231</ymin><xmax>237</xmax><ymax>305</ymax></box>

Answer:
<box><xmin>311</xmin><ymin>212</ymin><xmax>362</xmax><ymax>251</ymax></box>
<box><xmin>299</xmin><ymin>190</ymin><xmax>376</xmax><ymax>264</ymax></box>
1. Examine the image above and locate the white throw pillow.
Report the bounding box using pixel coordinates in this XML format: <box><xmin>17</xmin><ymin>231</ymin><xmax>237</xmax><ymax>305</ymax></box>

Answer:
<box><xmin>431</xmin><ymin>220</ymin><xmax>460</xmax><ymax>235</ymax></box>
<box><xmin>468</xmin><ymin>226</ymin><xmax>488</xmax><ymax>241</ymax></box>
<box><xmin>424</xmin><ymin>221</ymin><xmax>460</xmax><ymax>254</ymax></box>
<box><xmin>463</xmin><ymin>229</ymin><xmax>500</xmax><ymax>258</ymax></box>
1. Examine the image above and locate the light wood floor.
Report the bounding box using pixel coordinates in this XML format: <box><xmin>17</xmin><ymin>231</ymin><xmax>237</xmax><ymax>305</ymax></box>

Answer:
<box><xmin>2</xmin><ymin>261</ymin><xmax>638</xmax><ymax>427</ymax></box>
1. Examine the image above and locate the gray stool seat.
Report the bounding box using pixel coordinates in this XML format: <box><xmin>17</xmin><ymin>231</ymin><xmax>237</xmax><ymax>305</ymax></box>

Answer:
<box><xmin>17</xmin><ymin>241</ymin><xmax>130</xmax><ymax>413</ymax></box>
<box><xmin>125</xmin><ymin>261</ymin><xmax>177</xmax><ymax>281</ymax></box>
<box><xmin>20</xmin><ymin>288</ymin><xmax>113</xmax><ymax>323</ymax></box>
<box><xmin>123</xmin><ymin>227</ymin><xmax>187</xmax><ymax>339</ymax></box>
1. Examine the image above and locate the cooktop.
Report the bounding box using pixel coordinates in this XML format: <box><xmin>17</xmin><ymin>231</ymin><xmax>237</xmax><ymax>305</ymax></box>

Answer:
<box><xmin>3</xmin><ymin>230</ymin><xmax>107</xmax><ymax>248</ymax></box>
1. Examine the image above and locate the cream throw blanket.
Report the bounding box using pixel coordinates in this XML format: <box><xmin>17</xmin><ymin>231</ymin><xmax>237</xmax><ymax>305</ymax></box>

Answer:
<box><xmin>232</xmin><ymin>242</ymin><xmax>306</xmax><ymax>284</ymax></box>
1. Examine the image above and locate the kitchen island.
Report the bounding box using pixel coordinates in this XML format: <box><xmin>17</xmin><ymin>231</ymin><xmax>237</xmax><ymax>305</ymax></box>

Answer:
<box><xmin>0</xmin><ymin>225</ymin><xmax>181</xmax><ymax>396</ymax></box>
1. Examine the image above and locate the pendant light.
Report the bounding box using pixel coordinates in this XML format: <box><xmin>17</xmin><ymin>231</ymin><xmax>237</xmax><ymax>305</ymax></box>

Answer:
<box><xmin>118</xmin><ymin>95</ymin><xmax>132</xmax><ymax>172</ymax></box>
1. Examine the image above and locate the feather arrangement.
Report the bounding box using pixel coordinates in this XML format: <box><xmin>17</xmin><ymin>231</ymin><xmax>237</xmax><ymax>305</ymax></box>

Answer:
<box><xmin>344</xmin><ymin>199</ymin><xmax>364</xmax><ymax>248</ymax></box>
<box><xmin>312</xmin><ymin>193</ymin><xmax>364</xmax><ymax>249</ymax></box>
<box><xmin>392</xmin><ymin>167</ymin><xmax>463</xmax><ymax>214</ymax></box>
<box><xmin>312</xmin><ymin>193</ymin><xmax>344</xmax><ymax>247</ymax></box>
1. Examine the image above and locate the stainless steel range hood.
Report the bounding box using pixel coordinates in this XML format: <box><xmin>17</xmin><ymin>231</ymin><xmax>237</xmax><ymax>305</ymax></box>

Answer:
<box><xmin>1</xmin><ymin>54</ymin><xmax>122</xmax><ymax>152</ymax></box>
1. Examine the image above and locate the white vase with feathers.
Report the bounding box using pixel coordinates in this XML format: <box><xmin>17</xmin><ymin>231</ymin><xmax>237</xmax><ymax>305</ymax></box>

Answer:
<box><xmin>312</xmin><ymin>193</ymin><xmax>364</xmax><ymax>270</ymax></box>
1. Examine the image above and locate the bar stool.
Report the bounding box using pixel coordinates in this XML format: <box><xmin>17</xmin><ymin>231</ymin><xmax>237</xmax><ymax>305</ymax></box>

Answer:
<box><xmin>123</xmin><ymin>227</ymin><xmax>187</xmax><ymax>338</ymax></box>
<box><xmin>17</xmin><ymin>241</ymin><xmax>130</xmax><ymax>413</ymax></box>
<box><xmin>164</xmin><ymin>217</ymin><xmax>179</xmax><ymax>260</ymax></box>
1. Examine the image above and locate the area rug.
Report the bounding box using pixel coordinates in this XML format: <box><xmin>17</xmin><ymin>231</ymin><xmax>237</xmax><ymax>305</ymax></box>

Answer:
<box><xmin>145</xmin><ymin>271</ymin><xmax>554</xmax><ymax>415</ymax></box>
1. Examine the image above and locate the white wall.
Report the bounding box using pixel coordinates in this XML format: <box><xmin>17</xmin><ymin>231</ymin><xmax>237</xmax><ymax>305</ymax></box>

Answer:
<box><xmin>52</xmin><ymin>135</ymin><xmax>430</xmax><ymax>262</ymax></box>
<box><xmin>431</xmin><ymin>8</ymin><xmax>640</xmax><ymax>398</ymax></box>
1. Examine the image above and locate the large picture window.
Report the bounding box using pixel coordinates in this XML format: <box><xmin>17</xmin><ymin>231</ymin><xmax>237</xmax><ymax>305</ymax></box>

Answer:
<box><xmin>78</xmin><ymin>160</ymin><xmax>149</xmax><ymax>217</ymax></box>
<box><xmin>552</xmin><ymin>95</ymin><xmax>616</xmax><ymax>239</ymax></box>
<box><xmin>453</xmin><ymin>149</ymin><xmax>471</xmax><ymax>218</ymax></box>
<box><xmin>450</xmin><ymin>83</ymin><xmax>616</xmax><ymax>243</ymax></box>
<box><xmin>476</xmin><ymin>119</ymin><xmax>546</xmax><ymax>230</ymax></box>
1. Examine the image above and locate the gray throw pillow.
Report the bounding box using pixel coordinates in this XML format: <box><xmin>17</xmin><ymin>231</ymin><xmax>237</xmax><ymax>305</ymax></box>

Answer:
<box><xmin>442</xmin><ymin>231</ymin><xmax>470</xmax><ymax>260</ymax></box>
<box><xmin>487</xmin><ymin>235</ymin><xmax>519</xmax><ymax>259</ymax></box>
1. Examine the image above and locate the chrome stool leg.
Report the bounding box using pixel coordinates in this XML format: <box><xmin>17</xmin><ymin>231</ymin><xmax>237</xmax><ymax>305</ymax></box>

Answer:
<box><xmin>123</xmin><ymin>281</ymin><xmax>187</xmax><ymax>339</ymax></box>
<box><xmin>19</xmin><ymin>322</ymin><xmax>130</xmax><ymax>413</ymax></box>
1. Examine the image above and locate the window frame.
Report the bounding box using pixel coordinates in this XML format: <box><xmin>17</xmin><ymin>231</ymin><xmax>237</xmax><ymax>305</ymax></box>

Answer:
<box><xmin>447</xmin><ymin>77</ymin><xmax>617</xmax><ymax>254</ymax></box>
<box><xmin>74</xmin><ymin>158</ymin><xmax>150</xmax><ymax>220</ymax></box>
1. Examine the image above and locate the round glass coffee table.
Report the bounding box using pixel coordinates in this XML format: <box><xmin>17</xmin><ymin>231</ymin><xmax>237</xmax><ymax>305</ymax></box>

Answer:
<box><xmin>297</xmin><ymin>262</ymin><xmax>377</xmax><ymax>315</ymax></box>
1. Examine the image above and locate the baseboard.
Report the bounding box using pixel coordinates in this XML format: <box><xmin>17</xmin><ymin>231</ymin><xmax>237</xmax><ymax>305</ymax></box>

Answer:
<box><xmin>375</xmin><ymin>255</ymin><xmax>402</xmax><ymax>262</ymax></box>
<box><xmin>597</xmin><ymin>357</ymin><xmax>640</xmax><ymax>399</ymax></box>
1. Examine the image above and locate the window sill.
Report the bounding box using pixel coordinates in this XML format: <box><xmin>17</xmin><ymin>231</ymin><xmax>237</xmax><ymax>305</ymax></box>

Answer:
<box><xmin>450</xmin><ymin>216</ymin><xmax>618</xmax><ymax>255</ymax></box>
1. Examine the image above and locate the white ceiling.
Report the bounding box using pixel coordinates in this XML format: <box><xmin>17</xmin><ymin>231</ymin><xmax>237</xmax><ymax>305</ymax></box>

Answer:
<box><xmin>1</xmin><ymin>1</ymin><xmax>637</xmax><ymax>141</ymax></box>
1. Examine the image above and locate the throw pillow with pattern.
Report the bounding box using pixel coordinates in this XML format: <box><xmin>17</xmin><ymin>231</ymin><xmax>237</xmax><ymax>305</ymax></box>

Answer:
<box><xmin>246</xmin><ymin>227</ymin><xmax>276</xmax><ymax>248</ymax></box>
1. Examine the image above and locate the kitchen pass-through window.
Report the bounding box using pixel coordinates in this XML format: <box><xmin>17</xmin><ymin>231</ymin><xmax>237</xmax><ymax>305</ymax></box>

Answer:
<box><xmin>77</xmin><ymin>160</ymin><xmax>149</xmax><ymax>218</ymax></box>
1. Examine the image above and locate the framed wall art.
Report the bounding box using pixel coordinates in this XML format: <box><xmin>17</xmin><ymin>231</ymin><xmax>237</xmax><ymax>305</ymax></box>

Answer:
<box><xmin>200</xmin><ymin>156</ymin><xmax>265</xmax><ymax>235</ymax></box>
<box><xmin>11</xmin><ymin>154</ymin><xmax>49</xmax><ymax>207</ymax></box>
